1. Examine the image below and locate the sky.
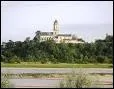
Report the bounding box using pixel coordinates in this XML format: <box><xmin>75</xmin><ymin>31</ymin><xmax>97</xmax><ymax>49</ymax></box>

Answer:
<box><xmin>1</xmin><ymin>1</ymin><xmax>113</xmax><ymax>43</ymax></box>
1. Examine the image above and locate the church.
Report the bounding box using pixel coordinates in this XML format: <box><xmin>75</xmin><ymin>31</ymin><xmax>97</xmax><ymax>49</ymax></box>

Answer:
<box><xmin>34</xmin><ymin>20</ymin><xmax>84</xmax><ymax>43</ymax></box>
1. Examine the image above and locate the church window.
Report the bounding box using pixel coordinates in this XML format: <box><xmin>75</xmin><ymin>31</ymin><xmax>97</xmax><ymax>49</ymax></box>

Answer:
<box><xmin>44</xmin><ymin>38</ymin><xmax>46</xmax><ymax>40</ymax></box>
<box><xmin>47</xmin><ymin>37</ymin><xmax>48</xmax><ymax>40</ymax></box>
<box><xmin>44</xmin><ymin>37</ymin><xmax>46</xmax><ymax>40</ymax></box>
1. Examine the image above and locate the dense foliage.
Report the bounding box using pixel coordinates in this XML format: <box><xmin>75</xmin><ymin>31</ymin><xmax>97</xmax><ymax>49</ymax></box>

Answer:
<box><xmin>1</xmin><ymin>34</ymin><xmax>113</xmax><ymax>64</ymax></box>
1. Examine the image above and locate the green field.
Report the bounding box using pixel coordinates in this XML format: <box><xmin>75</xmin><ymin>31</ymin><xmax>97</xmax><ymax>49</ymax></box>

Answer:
<box><xmin>1</xmin><ymin>62</ymin><xmax>112</xmax><ymax>68</ymax></box>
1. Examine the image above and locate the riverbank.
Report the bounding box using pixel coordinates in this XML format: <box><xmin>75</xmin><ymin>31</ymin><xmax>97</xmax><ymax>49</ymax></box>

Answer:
<box><xmin>1</xmin><ymin>63</ymin><xmax>112</xmax><ymax>68</ymax></box>
<box><xmin>3</xmin><ymin>73</ymin><xmax>113</xmax><ymax>79</ymax></box>
<box><xmin>1</xmin><ymin>68</ymin><xmax>113</xmax><ymax>88</ymax></box>
<box><xmin>9</xmin><ymin>74</ymin><xmax>113</xmax><ymax>88</ymax></box>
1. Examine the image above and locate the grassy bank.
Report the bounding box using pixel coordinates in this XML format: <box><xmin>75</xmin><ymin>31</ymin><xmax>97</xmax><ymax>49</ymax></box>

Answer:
<box><xmin>1</xmin><ymin>63</ymin><xmax>112</xmax><ymax>68</ymax></box>
<box><xmin>1</xmin><ymin>73</ymin><xmax>15</xmax><ymax>88</ymax></box>
<box><xmin>5</xmin><ymin>73</ymin><xmax>113</xmax><ymax>79</ymax></box>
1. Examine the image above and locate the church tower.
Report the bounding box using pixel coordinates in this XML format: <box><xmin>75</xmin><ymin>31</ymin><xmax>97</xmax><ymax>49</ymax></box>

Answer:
<box><xmin>53</xmin><ymin>20</ymin><xmax>59</xmax><ymax>36</ymax></box>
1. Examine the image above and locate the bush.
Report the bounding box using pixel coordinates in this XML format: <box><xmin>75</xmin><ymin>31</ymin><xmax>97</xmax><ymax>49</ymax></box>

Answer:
<box><xmin>58</xmin><ymin>69</ymin><xmax>102</xmax><ymax>88</ymax></box>
<box><xmin>1</xmin><ymin>55</ymin><xmax>6</xmax><ymax>62</ymax></box>
<box><xmin>9</xmin><ymin>58</ymin><xmax>21</xmax><ymax>64</ymax></box>
<box><xmin>104</xmin><ymin>57</ymin><xmax>112</xmax><ymax>64</ymax></box>
<box><xmin>40</xmin><ymin>58</ymin><xmax>49</xmax><ymax>64</ymax></box>
<box><xmin>9</xmin><ymin>56</ymin><xmax>21</xmax><ymax>63</ymax></box>
<box><xmin>96</xmin><ymin>56</ymin><xmax>105</xmax><ymax>63</ymax></box>
<box><xmin>1</xmin><ymin>73</ymin><xmax>14</xmax><ymax>88</ymax></box>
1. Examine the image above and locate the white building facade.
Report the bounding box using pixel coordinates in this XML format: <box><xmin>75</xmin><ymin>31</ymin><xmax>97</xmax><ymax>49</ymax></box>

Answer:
<box><xmin>35</xmin><ymin>20</ymin><xmax>84</xmax><ymax>44</ymax></box>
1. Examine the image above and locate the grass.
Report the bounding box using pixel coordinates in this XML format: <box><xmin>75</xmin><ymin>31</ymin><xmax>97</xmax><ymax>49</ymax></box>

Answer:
<box><xmin>57</xmin><ymin>70</ymin><xmax>103</xmax><ymax>88</ymax></box>
<box><xmin>5</xmin><ymin>73</ymin><xmax>113</xmax><ymax>79</ymax></box>
<box><xmin>5</xmin><ymin>73</ymin><xmax>65</xmax><ymax>79</ymax></box>
<box><xmin>1</xmin><ymin>63</ymin><xmax>112</xmax><ymax>68</ymax></box>
<box><xmin>1</xmin><ymin>73</ymin><xmax>15</xmax><ymax>88</ymax></box>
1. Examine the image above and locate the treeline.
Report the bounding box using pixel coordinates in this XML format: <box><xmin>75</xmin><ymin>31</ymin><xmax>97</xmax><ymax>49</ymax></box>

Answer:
<box><xmin>1</xmin><ymin>35</ymin><xmax>113</xmax><ymax>64</ymax></box>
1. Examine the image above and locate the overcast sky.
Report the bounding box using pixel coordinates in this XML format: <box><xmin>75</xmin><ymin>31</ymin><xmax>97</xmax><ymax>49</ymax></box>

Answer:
<box><xmin>1</xmin><ymin>1</ymin><xmax>113</xmax><ymax>43</ymax></box>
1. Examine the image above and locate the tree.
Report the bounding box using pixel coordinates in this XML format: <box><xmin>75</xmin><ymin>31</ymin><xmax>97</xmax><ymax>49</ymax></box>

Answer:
<box><xmin>25</xmin><ymin>37</ymin><xmax>30</xmax><ymax>42</ymax></box>
<box><xmin>96</xmin><ymin>56</ymin><xmax>105</xmax><ymax>63</ymax></box>
<box><xmin>1</xmin><ymin>30</ymin><xmax>112</xmax><ymax>64</ymax></box>
<box><xmin>9</xmin><ymin>55</ymin><xmax>21</xmax><ymax>63</ymax></box>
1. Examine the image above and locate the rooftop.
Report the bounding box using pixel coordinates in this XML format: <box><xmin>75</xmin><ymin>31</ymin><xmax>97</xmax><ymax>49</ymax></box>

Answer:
<box><xmin>57</xmin><ymin>34</ymin><xmax>72</xmax><ymax>36</ymax></box>
<box><xmin>40</xmin><ymin>32</ymin><xmax>53</xmax><ymax>36</ymax></box>
<box><xmin>54</xmin><ymin>20</ymin><xmax>58</xmax><ymax>24</ymax></box>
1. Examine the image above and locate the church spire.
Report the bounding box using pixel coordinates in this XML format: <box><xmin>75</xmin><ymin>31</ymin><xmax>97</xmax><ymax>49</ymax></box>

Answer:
<box><xmin>53</xmin><ymin>20</ymin><xmax>59</xmax><ymax>36</ymax></box>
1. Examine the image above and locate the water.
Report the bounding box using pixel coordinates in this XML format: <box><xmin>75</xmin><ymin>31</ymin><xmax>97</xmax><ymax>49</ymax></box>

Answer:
<box><xmin>1</xmin><ymin>68</ymin><xmax>113</xmax><ymax>74</ymax></box>
<box><xmin>2</xmin><ymin>68</ymin><xmax>113</xmax><ymax>88</ymax></box>
<box><xmin>9</xmin><ymin>79</ymin><xmax>61</xmax><ymax>88</ymax></box>
<box><xmin>9</xmin><ymin>78</ymin><xmax>113</xmax><ymax>88</ymax></box>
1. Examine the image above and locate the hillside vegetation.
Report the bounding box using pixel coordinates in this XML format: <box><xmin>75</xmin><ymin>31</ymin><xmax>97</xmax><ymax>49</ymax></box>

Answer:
<box><xmin>1</xmin><ymin>34</ymin><xmax>113</xmax><ymax>64</ymax></box>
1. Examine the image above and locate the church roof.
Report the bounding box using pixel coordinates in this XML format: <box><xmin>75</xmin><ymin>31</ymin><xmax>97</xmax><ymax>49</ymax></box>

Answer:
<box><xmin>57</xmin><ymin>34</ymin><xmax>72</xmax><ymax>36</ymax></box>
<box><xmin>54</xmin><ymin>20</ymin><xmax>58</xmax><ymax>24</ymax></box>
<box><xmin>40</xmin><ymin>32</ymin><xmax>53</xmax><ymax>36</ymax></box>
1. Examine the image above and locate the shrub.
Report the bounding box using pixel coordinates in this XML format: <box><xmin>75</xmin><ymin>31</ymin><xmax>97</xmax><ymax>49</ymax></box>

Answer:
<box><xmin>58</xmin><ymin>69</ymin><xmax>102</xmax><ymax>88</ymax></box>
<box><xmin>1</xmin><ymin>73</ymin><xmax>15</xmax><ymax>88</ymax></box>
<box><xmin>96</xmin><ymin>56</ymin><xmax>105</xmax><ymax>63</ymax></box>
<box><xmin>40</xmin><ymin>59</ymin><xmax>48</xmax><ymax>64</ymax></box>
<box><xmin>9</xmin><ymin>56</ymin><xmax>21</xmax><ymax>63</ymax></box>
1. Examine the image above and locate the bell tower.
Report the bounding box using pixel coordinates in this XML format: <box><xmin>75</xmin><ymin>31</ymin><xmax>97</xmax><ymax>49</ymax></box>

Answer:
<box><xmin>53</xmin><ymin>20</ymin><xmax>59</xmax><ymax>36</ymax></box>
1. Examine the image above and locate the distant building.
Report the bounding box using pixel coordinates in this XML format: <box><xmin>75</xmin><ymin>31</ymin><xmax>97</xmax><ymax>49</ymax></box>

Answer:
<box><xmin>34</xmin><ymin>20</ymin><xmax>84</xmax><ymax>43</ymax></box>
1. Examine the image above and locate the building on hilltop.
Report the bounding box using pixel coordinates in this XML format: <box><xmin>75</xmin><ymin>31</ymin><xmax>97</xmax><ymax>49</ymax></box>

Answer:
<box><xmin>34</xmin><ymin>20</ymin><xmax>84</xmax><ymax>43</ymax></box>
